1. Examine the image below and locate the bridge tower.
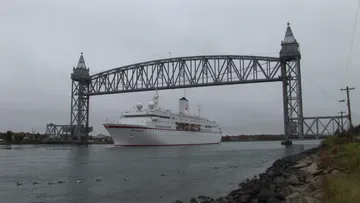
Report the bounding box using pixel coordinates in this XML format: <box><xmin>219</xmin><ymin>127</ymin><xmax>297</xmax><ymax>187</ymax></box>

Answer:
<box><xmin>70</xmin><ymin>53</ymin><xmax>92</xmax><ymax>143</ymax></box>
<box><xmin>280</xmin><ymin>22</ymin><xmax>304</xmax><ymax>140</ymax></box>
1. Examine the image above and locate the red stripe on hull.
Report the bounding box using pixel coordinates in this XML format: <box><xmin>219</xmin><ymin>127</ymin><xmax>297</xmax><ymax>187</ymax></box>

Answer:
<box><xmin>114</xmin><ymin>142</ymin><xmax>220</xmax><ymax>147</ymax></box>
<box><xmin>104</xmin><ymin>125</ymin><xmax>221</xmax><ymax>134</ymax></box>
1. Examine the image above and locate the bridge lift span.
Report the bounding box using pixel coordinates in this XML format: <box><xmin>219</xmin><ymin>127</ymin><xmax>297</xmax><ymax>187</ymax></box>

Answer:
<box><xmin>45</xmin><ymin>23</ymin><xmax>348</xmax><ymax>144</ymax></box>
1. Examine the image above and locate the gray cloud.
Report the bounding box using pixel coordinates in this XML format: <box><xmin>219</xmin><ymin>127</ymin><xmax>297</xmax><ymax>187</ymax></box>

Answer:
<box><xmin>0</xmin><ymin>0</ymin><xmax>359</xmax><ymax>135</ymax></box>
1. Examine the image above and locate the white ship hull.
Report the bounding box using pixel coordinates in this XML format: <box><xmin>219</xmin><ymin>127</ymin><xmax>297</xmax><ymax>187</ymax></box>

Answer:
<box><xmin>104</xmin><ymin>124</ymin><xmax>222</xmax><ymax>146</ymax></box>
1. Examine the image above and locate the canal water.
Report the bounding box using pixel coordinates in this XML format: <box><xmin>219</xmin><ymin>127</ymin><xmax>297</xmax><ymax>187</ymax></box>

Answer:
<box><xmin>0</xmin><ymin>140</ymin><xmax>321</xmax><ymax>203</ymax></box>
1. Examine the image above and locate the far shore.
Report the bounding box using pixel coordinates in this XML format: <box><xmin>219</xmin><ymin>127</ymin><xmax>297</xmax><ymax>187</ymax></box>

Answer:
<box><xmin>0</xmin><ymin>131</ymin><xmax>326</xmax><ymax>146</ymax></box>
<box><xmin>221</xmin><ymin>134</ymin><xmax>326</xmax><ymax>142</ymax></box>
<box><xmin>221</xmin><ymin>138</ymin><xmax>325</xmax><ymax>142</ymax></box>
<box><xmin>1</xmin><ymin>139</ymin><xmax>323</xmax><ymax>146</ymax></box>
<box><xmin>0</xmin><ymin>141</ymin><xmax>113</xmax><ymax>145</ymax></box>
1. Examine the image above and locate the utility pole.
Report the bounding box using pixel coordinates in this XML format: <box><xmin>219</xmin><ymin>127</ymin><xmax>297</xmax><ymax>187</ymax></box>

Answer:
<box><xmin>340</xmin><ymin>86</ymin><xmax>355</xmax><ymax>128</ymax></box>
<box><xmin>338</xmin><ymin>111</ymin><xmax>346</xmax><ymax>131</ymax></box>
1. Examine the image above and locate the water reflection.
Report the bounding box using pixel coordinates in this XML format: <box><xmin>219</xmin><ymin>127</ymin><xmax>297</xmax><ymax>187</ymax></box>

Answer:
<box><xmin>168</xmin><ymin>146</ymin><xmax>196</xmax><ymax>201</ymax></box>
<box><xmin>1</xmin><ymin>144</ymin><xmax>12</xmax><ymax>150</ymax></box>
<box><xmin>66</xmin><ymin>146</ymin><xmax>91</xmax><ymax>203</ymax></box>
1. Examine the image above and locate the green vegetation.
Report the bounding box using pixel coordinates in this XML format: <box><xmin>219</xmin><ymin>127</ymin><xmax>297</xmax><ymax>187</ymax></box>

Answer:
<box><xmin>0</xmin><ymin>130</ymin><xmax>45</xmax><ymax>144</ymax></box>
<box><xmin>0</xmin><ymin>130</ymin><xmax>113</xmax><ymax>144</ymax></box>
<box><xmin>320</xmin><ymin>125</ymin><xmax>360</xmax><ymax>203</ymax></box>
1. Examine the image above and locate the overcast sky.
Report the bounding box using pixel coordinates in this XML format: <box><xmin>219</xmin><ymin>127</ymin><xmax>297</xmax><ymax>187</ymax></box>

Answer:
<box><xmin>1</xmin><ymin>0</ymin><xmax>359</xmax><ymax>136</ymax></box>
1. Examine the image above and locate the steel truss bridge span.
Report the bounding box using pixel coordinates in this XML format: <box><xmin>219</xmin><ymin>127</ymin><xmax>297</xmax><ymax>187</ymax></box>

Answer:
<box><xmin>44</xmin><ymin>23</ymin><xmax>349</xmax><ymax>143</ymax></box>
<box><xmin>88</xmin><ymin>55</ymin><xmax>282</xmax><ymax>96</ymax></box>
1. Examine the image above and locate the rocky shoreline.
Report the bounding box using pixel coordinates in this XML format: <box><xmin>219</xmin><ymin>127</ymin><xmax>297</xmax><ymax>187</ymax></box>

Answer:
<box><xmin>175</xmin><ymin>145</ymin><xmax>331</xmax><ymax>203</ymax></box>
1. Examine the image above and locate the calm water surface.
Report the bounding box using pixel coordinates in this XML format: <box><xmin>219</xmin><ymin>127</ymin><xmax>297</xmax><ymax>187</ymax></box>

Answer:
<box><xmin>0</xmin><ymin>140</ymin><xmax>321</xmax><ymax>203</ymax></box>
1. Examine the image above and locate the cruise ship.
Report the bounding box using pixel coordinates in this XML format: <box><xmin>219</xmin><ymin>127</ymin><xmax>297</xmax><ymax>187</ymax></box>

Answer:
<box><xmin>103</xmin><ymin>90</ymin><xmax>222</xmax><ymax>146</ymax></box>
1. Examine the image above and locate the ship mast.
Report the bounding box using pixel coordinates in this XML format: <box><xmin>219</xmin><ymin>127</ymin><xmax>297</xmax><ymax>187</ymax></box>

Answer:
<box><xmin>153</xmin><ymin>89</ymin><xmax>159</xmax><ymax>109</ymax></box>
<box><xmin>198</xmin><ymin>104</ymin><xmax>201</xmax><ymax>117</ymax></box>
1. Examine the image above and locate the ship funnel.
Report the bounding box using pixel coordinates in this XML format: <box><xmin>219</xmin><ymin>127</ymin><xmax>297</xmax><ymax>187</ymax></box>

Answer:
<box><xmin>179</xmin><ymin>97</ymin><xmax>189</xmax><ymax>114</ymax></box>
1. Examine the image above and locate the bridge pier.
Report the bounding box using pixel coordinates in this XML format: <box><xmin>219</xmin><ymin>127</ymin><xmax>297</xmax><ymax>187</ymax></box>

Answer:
<box><xmin>281</xmin><ymin>139</ymin><xmax>293</xmax><ymax>146</ymax></box>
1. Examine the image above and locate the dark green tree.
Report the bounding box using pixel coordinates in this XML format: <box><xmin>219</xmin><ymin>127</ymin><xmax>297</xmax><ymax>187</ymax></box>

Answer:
<box><xmin>13</xmin><ymin>134</ymin><xmax>23</xmax><ymax>143</ymax></box>
<box><xmin>35</xmin><ymin>133</ymin><xmax>40</xmax><ymax>140</ymax></box>
<box><xmin>5</xmin><ymin>131</ymin><xmax>13</xmax><ymax>143</ymax></box>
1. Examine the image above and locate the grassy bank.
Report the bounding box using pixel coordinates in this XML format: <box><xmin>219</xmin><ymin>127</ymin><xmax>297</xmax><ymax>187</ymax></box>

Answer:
<box><xmin>320</xmin><ymin>130</ymin><xmax>360</xmax><ymax>202</ymax></box>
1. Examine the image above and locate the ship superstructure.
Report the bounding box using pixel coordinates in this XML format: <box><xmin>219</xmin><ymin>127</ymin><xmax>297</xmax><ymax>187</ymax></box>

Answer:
<box><xmin>103</xmin><ymin>90</ymin><xmax>222</xmax><ymax>146</ymax></box>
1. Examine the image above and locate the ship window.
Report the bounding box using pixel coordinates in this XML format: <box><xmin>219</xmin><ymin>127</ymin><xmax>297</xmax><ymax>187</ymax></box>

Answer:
<box><xmin>124</xmin><ymin>114</ymin><xmax>170</xmax><ymax>119</ymax></box>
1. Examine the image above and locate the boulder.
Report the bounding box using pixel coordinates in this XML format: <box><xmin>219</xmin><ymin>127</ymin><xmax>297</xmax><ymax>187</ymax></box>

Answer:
<box><xmin>330</xmin><ymin>169</ymin><xmax>343</xmax><ymax>175</ymax></box>
<box><xmin>224</xmin><ymin>200</ymin><xmax>236</xmax><ymax>203</ymax></box>
<box><xmin>296</xmin><ymin>170</ymin><xmax>308</xmax><ymax>182</ymax></box>
<box><xmin>293</xmin><ymin>160</ymin><xmax>312</xmax><ymax>169</ymax></box>
<box><xmin>308</xmin><ymin>175</ymin><xmax>324</xmax><ymax>191</ymax></box>
<box><xmin>198</xmin><ymin>195</ymin><xmax>207</xmax><ymax>200</ymax></box>
<box><xmin>288</xmin><ymin>185</ymin><xmax>303</xmax><ymax>193</ymax></box>
<box><xmin>287</xmin><ymin>175</ymin><xmax>300</xmax><ymax>185</ymax></box>
<box><xmin>304</xmin><ymin>196</ymin><xmax>320</xmax><ymax>203</ymax></box>
<box><xmin>228</xmin><ymin>189</ymin><xmax>242</xmax><ymax>197</ymax></box>
<box><xmin>273</xmin><ymin>176</ymin><xmax>285</xmax><ymax>187</ymax></box>
<box><xmin>305</xmin><ymin>174</ymin><xmax>314</xmax><ymax>183</ymax></box>
<box><xmin>250</xmin><ymin>199</ymin><xmax>258</xmax><ymax>203</ymax></box>
<box><xmin>282</xmin><ymin>172</ymin><xmax>291</xmax><ymax>178</ymax></box>
<box><xmin>228</xmin><ymin>187</ymin><xmax>255</xmax><ymax>200</ymax></box>
<box><xmin>268</xmin><ymin>197</ymin><xmax>282</xmax><ymax>203</ymax></box>
<box><xmin>190</xmin><ymin>197</ymin><xmax>198</xmax><ymax>203</ymax></box>
<box><xmin>253</xmin><ymin>183</ymin><xmax>261</xmax><ymax>192</ymax></box>
<box><xmin>311</xmin><ymin>189</ymin><xmax>324</xmax><ymax>200</ymax></box>
<box><xmin>278</xmin><ymin>188</ymin><xmax>291</xmax><ymax>200</ymax></box>
<box><xmin>310</xmin><ymin>169</ymin><xmax>323</xmax><ymax>176</ymax></box>
<box><xmin>215</xmin><ymin>197</ymin><xmax>225</xmax><ymax>203</ymax></box>
<box><xmin>242</xmin><ymin>187</ymin><xmax>255</xmax><ymax>195</ymax></box>
<box><xmin>238</xmin><ymin>194</ymin><xmax>251</xmax><ymax>203</ymax></box>
<box><xmin>258</xmin><ymin>189</ymin><xmax>275</xmax><ymax>202</ymax></box>
<box><xmin>301</xmin><ymin>162</ymin><xmax>323</xmax><ymax>175</ymax></box>
<box><xmin>285</xmin><ymin>192</ymin><xmax>300</xmax><ymax>201</ymax></box>
<box><xmin>269</xmin><ymin>184</ymin><xmax>277</xmax><ymax>192</ymax></box>
<box><xmin>302</xmin><ymin>162</ymin><xmax>317</xmax><ymax>171</ymax></box>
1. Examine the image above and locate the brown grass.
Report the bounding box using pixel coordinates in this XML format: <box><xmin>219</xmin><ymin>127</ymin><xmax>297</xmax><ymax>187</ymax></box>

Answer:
<box><xmin>320</xmin><ymin>136</ymin><xmax>360</xmax><ymax>203</ymax></box>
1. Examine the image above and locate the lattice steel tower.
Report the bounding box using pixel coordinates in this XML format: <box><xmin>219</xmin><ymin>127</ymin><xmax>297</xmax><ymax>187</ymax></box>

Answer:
<box><xmin>70</xmin><ymin>53</ymin><xmax>92</xmax><ymax>142</ymax></box>
<box><xmin>280</xmin><ymin>22</ymin><xmax>304</xmax><ymax>139</ymax></box>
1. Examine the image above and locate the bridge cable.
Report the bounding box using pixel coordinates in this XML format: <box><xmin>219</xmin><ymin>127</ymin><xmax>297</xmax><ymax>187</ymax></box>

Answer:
<box><xmin>344</xmin><ymin>0</ymin><xmax>360</xmax><ymax>85</ymax></box>
<box><xmin>301</xmin><ymin>71</ymin><xmax>357</xmax><ymax>124</ymax></box>
<box><xmin>301</xmin><ymin>71</ymin><xmax>347</xmax><ymax>111</ymax></box>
